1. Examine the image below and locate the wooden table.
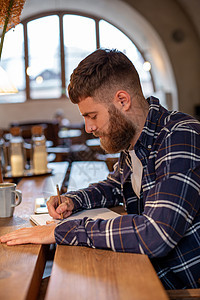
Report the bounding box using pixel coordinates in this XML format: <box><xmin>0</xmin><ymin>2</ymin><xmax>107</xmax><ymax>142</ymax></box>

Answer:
<box><xmin>45</xmin><ymin>246</ymin><xmax>169</xmax><ymax>300</ymax></box>
<box><xmin>0</xmin><ymin>162</ymin><xmax>69</xmax><ymax>300</ymax></box>
<box><xmin>0</xmin><ymin>161</ymin><xmax>169</xmax><ymax>300</ymax></box>
<box><xmin>46</xmin><ymin>161</ymin><xmax>169</xmax><ymax>300</ymax></box>
<box><xmin>58</xmin><ymin>129</ymin><xmax>82</xmax><ymax>139</ymax></box>
<box><xmin>67</xmin><ymin>161</ymin><xmax>109</xmax><ymax>191</ymax></box>
<box><xmin>47</xmin><ymin>144</ymin><xmax>88</xmax><ymax>162</ymax></box>
<box><xmin>86</xmin><ymin>137</ymin><xmax>100</xmax><ymax>148</ymax></box>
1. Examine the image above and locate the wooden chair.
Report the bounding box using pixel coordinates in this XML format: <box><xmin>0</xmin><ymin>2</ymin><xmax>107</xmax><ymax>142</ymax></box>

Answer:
<box><xmin>59</xmin><ymin>122</ymin><xmax>91</xmax><ymax>145</ymax></box>
<box><xmin>10</xmin><ymin>120</ymin><xmax>60</xmax><ymax>146</ymax></box>
<box><xmin>167</xmin><ymin>288</ymin><xmax>200</xmax><ymax>299</ymax></box>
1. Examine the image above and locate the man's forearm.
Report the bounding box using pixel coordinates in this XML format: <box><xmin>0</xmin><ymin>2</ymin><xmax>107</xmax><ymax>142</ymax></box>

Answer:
<box><xmin>65</xmin><ymin>177</ymin><xmax>123</xmax><ymax>212</ymax></box>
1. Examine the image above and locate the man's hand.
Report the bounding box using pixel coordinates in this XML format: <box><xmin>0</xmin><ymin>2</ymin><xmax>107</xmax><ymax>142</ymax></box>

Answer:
<box><xmin>47</xmin><ymin>195</ymin><xmax>74</xmax><ymax>219</ymax></box>
<box><xmin>0</xmin><ymin>223</ymin><xmax>56</xmax><ymax>246</ymax></box>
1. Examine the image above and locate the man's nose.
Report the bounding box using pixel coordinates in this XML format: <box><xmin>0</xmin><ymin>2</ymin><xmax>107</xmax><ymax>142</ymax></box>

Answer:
<box><xmin>85</xmin><ymin>120</ymin><xmax>97</xmax><ymax>133</ymax></box>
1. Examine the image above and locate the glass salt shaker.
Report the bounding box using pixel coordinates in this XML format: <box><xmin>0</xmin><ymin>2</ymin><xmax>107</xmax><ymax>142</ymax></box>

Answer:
<box><xmin>31</xmin><ymin>125</ymin><xmax>48</xmax><ymax>175</ymax></box>
<box><xmin>9</xmin><ymin>127</ymin><xmax>25</xmax><ymax>177</ymax></box>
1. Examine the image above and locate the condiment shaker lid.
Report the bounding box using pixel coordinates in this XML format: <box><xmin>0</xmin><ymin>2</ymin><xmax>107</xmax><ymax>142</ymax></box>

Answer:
<box><xmin>31</xmin><ymin>125</ymin><xmax>43</xmax><ymax>136</ymax></box>
<box><xmin>10</xmin><ymin>127</ymin><xmax>21</xmax><ymax>136</ymax></box>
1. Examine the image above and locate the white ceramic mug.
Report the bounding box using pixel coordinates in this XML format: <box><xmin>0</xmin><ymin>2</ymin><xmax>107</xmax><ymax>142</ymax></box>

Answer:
<box><xmin>0</xmin><ymin>183</ymin><xmax>22</xmax><ymax>217</ymax></box>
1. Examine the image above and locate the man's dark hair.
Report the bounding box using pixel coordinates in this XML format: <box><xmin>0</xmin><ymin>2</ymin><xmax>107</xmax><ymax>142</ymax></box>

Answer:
<box><xmin>68</xmin><ymin>48</ymin><xmax>143</xmax><ymax>104</ymax></box>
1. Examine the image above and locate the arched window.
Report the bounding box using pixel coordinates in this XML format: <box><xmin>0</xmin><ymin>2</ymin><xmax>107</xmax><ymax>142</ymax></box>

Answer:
<box><xmin>0</xmin><ymin>12</ymin><xmax>154</xmax><ymax>103</ymax></box>
<box><xmin>0</xmin><ymin>23</ymin><xmax>25</xmax><ymax>103</ymax></box>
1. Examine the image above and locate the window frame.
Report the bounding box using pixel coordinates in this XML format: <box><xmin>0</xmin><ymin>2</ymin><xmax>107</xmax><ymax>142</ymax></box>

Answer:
<box><xmin>17</xmin><ymin>10</ymin><xmax>155</xmax><ymax>102</ymax></box>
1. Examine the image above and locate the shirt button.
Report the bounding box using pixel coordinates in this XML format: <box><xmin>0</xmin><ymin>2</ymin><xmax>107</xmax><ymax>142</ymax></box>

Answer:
<box><xmin>148</xmin><ymin>145</ymin><xmax>152</xmax><ymax>149</ymax></box>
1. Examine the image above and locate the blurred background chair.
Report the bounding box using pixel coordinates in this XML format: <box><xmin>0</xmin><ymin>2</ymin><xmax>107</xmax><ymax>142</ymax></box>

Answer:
<box><xmin>10</xmin><ymin>120</ymin><xmax>60</xmax><ymax>146</ymax></box>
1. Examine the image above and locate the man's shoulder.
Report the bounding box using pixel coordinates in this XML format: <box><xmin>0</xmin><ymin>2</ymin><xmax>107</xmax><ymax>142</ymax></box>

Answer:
<box><xmin>153</xmin><ymin>110</ymin><xmax>200</xmax><ymax>151</ymax></box>
<box><xmin>160</xmin><ymin>110</ymin><xmax>200</xmax><ymax>133</ymax></box>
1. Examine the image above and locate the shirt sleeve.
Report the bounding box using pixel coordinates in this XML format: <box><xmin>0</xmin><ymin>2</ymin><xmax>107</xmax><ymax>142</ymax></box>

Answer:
<box><xmin>64</xmin><ymin>160</ymin><xmax>123</xmax><ymax>212</ymax></box>
<box><xmin>55</xmin><ymin>123</ymin><xmax>200</xmax><ymax>258</ymax></box>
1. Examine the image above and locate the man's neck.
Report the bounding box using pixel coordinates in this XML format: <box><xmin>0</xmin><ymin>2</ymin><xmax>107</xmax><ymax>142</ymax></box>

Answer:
<box><xmin>130</xmin><ymin>100</ymin><xmax>149</xmax><ymax>149</ymax></box>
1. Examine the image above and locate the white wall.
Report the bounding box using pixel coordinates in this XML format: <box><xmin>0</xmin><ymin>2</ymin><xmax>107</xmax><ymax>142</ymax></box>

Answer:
<box><xmin>0</xmin><ymin>98</ymin><xmax>82</xmax><ymax>129</ymax></box>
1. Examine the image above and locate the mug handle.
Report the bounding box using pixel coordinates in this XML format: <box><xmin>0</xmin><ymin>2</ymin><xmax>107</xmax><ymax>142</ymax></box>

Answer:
<box><xmin>11</xmin><ymin>190</ymin><xmax>22</xmax><ymax>207</ymax></box>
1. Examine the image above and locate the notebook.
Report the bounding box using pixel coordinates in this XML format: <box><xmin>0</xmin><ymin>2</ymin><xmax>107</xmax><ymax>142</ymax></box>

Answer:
<box><xmin>30</xmin><ymin>207</ymin><xmax>120</xmax><ymax>226</ymax></box>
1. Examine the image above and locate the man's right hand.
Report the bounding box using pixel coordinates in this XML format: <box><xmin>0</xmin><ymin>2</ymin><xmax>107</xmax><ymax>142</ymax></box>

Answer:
<box><xmin>47</xmin><ymin>195</ymin><xmax>74</xmax><ymax>219</ymax></box>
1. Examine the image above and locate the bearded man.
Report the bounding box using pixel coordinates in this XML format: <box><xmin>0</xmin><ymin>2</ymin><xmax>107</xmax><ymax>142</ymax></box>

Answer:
<box><xmin>1</xmin><ymin>49</ymin><xmax>200</xmax><ymax>290</ymax></box>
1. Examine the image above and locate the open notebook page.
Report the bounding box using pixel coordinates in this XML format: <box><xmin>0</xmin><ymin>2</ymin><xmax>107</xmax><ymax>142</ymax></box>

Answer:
<box><xmin>30</xmin><ymin>207</ymin><xmax>120</xmax><ymax>226</ymax></box>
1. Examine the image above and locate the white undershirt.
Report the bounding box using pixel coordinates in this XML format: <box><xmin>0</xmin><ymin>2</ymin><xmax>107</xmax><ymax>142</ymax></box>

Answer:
<box><xmin>129</xmin><ymin>150</ymin><xmax>143</xmax><ymax>198</ymax></box>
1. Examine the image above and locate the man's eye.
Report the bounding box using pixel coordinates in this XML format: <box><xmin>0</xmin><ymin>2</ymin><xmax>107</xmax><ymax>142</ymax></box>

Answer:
<box><xmin>91</xmin><ymin>115</ymin><xmax>97</xmax><ymax>120</ymax></box>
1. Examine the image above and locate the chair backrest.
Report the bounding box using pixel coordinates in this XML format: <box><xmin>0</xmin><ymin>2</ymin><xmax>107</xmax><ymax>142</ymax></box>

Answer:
<box><xmin>10</xmin><ymin>121</ymin><xmax>60</xmax><ymax>146</ymax></box>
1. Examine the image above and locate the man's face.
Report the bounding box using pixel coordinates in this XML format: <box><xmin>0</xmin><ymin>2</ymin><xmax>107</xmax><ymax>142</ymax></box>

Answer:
<box><xmin>78</xmin><ymin>97</ymin><xmax>136</xmax><ymax>153</ymax></box>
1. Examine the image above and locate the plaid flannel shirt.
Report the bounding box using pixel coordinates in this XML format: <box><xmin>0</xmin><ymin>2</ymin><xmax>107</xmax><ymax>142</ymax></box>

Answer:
<box><xmin>55</xmin><ymin>96</ymin><xmax>200</xmax><ymax>289</ymax></box>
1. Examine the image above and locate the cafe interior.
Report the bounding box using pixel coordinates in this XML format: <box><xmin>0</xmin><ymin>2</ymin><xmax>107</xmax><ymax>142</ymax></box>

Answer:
<box><xmin>0</xmin><ymin>0</ymin><xmax>200</xmax><ymax>299</ymax></box>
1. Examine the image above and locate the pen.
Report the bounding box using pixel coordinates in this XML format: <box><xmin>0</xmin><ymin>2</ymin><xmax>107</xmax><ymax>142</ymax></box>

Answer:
<box><xmin>56</xmin><ymin>184</ymin><xmax>63</xmax><ymax>219</ymax></box>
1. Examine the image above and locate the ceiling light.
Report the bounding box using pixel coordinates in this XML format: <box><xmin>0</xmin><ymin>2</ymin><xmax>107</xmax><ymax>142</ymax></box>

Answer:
<box><xmin>143</xmin><ymin>61</ymin><xmax>151</xmax><ymax>72</ymax></box>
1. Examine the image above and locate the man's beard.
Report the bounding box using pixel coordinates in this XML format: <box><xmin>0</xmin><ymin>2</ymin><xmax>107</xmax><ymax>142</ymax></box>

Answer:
<box><xmin>95</xmin><ymin>105</ymin><xmax>137</xmax><ymax>153</ymax></box>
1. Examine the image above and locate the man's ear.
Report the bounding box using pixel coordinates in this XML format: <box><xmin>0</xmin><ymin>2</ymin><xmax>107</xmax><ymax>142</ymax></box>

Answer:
<box><xmin>114</xmin><ymin>90</ymin><xmax>131</xmax><ymax>112</ymax></box>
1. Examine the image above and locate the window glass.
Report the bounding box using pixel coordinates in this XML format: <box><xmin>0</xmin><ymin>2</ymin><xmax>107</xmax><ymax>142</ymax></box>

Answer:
<box><xmin>63</xmin><ymin>15</ymin><xmax>96</xmax><ymax>91</ymax></box>
<box><xmin>0</xmin><ymin>13</ymin><xmax>155</xmax><ymax>104</ymax></box>
<box><xmin>27</xmin><ymin>15</ymin><xmax>61</xmax><ymax>99</ymax></box>
<box><xmin>0</xmin><ymin>24</ymin><xmax>25</xmax><ymax>103</ymax></box>
<box><xmin>99</xmin><ymin>20</ymin><xmax>154</xmax><ymax>97</ymax></box>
